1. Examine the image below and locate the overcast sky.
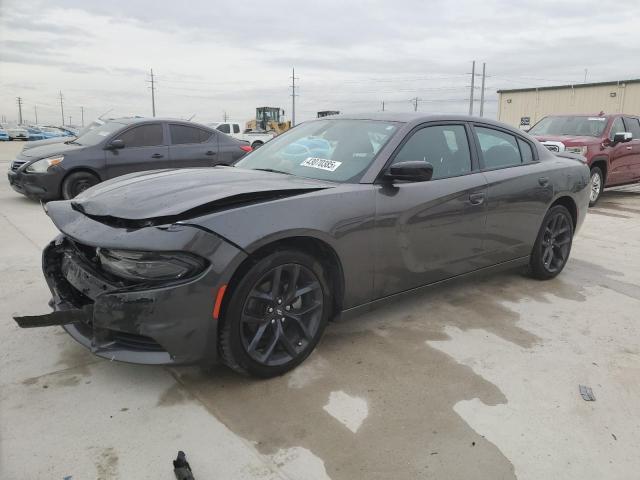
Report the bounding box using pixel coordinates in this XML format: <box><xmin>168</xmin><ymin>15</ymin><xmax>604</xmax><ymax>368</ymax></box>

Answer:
<box><xmin>1</xmin><ymin>0</ymin><xmax>638</xmax><ymax>127</ymax></box>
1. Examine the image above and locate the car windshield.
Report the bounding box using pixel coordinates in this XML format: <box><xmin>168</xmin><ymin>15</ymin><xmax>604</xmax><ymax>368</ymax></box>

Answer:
<box><xmin>73</xmin><ymin>121</ymin><xmax>124</xmax><ymax>146</ymax></box>
<box><xmin>528</xmin><ymin>116</ymin><xmax>607</xmax><ymax>137</ymax></box>
<box><xmin>235</xmin><ymin>119</ymin><xmax>399</xmax><ymax>182</ymax></box>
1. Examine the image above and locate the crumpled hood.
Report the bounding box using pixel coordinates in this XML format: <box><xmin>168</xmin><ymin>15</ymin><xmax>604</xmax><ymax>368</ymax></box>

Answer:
<box><xmin>69</xmin><ymin>167</ymin><xmax>335</xmax><ymax>221</ymax></box>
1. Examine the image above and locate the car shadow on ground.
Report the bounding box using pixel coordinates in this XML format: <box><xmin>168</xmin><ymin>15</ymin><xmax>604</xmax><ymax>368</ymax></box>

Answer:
<box><xmin>159</xmin><ymin>267</ymin><xmax>590</xmax><ymax>480</ymax></box>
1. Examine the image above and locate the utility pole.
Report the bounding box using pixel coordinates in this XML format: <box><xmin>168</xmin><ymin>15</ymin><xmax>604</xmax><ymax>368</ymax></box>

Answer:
<box><xmin>59</xmin><ymin>91</ymin><xmax>65</xmax><ymax>125</ymax></box>
<box><xmin>469</xmin><ymin>60</ymin><xmax>476</xmax><ymax>116</ymax></box>
<box><xmin>479</xmin><ymin>62</ymin><xmax>486</xmax><ymax>117</ymax></box>
<box><xmin>223</xmin><ymin>110</ymin><xmax>228</xmax><ymax>122</ymax></box>
<box><xmin>69</xmin><ymin>116</ymin><xmax>72</xmax><ymax>125</ymax></box>
<box><xmin>149</xmin><ymin>68</ymin><xmax>156</xmax><ymax>117</ymax></box>
<box><xmin>290</xmin><ymin>67</ymin><xmax>298</xmax><ymax>127</ymax></box>
<box><xmin>16</xmin><ymin>97</ymin><xmax>23</xmax><ymax>124</ymax></box>
<box><xmin>584</xmin><ymin>68</ymin><xmax>588</xmax><ymax>83</ymax></box>
<box><xmin>382</xmin><ymin>100</ymin><xmax>385</xmax><ymax>112</ymax></box>
<box><xmin>81</xmin><ymin>106</ymin><xmax>84</xmax><ymax>126</ymax></box>
<box><xmin>411</xmin><ymin>97</ymin><xmax>419</xmax><ymax>112</ymax></box>
<box><xmin>34</xmin><ymin>105</ymin><xmax>38</xmax><ymax>124</ymax></box>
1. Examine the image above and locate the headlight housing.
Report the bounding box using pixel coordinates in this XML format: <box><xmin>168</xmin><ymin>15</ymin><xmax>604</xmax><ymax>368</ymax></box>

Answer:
<box><xmin>97</xmin><ymin>248</ymin><xmax>208</xmax><ymax>283</ymax></box>
<box><xmin>25</xmin><ymin>155</ymin><xmax>64</xmax><ymax>173</ymax></box>
<box><xmin>564</xmin><ymin>146</ymin><xmax>588</xmax><ymax>156</ymax></box>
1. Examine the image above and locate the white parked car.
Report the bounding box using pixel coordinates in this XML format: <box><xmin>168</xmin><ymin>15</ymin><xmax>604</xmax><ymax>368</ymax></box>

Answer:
<box><xmin>209</xmin><ymin>122</ymin><xmax>275</xmax><ymax>149</ymax></box>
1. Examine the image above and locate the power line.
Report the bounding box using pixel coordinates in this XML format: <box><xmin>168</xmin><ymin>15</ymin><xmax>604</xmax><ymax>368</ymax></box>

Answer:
<box><xmin>290</xmin><ymin>67</ymin><xmax>299</xmax><ymax>127</ymax></box>
<box><xmin>59</xmin><ymin>91</ymin><xmax>65</xmax><ymax>126</ymax></box>
<box><xmin>16</xmin><ymin>97</ymin><xmax>23</xmax><ymax>124</ymax></box>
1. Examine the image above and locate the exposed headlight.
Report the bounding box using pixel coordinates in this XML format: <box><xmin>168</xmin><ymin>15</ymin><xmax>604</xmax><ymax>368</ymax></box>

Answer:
<box><xmin>25</xmin><ymin>155</ymin><xmax>64</xmax><ymax>173</ymax></box>
<box><xmin>564</xmin><ymin>146</ymin><xmax>588</xmax><ymax>156</ymax></box>
<box><xmin>97</xmin><ymin>248</ymin><xmax>207</xmax><ymax>283</ymax></box>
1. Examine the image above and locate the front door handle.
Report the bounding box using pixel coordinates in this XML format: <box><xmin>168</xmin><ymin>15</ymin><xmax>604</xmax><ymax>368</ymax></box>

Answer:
<box><xmin>538</xmin><ymin>176</ymin><xmax>550</xmax><ymax>186</ymax></box>
<box><xmin>151</xmin><ymin>153</ymin><xmax>164</xmax><ymax>159</ymax></box>
<box><xmin>206</xmin><ymin>150</ymin><xmax>216</xmax><ymax>156</ymax></box>
<box><xmin>468</xmin><ymin>192</ymin><xmax>485</xmax><ymax>205</ymax></box>
<box><xmin>626</xmin><ymin>146</ymin><xmax>633</xmax><ymax>150</ymax></box>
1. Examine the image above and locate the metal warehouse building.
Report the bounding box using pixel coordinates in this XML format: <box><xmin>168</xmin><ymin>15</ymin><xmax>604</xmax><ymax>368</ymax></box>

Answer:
<box><xmin>497</xmin><ymin>79</ymin><xmax>640</xmax><ymax>128</ymax></box>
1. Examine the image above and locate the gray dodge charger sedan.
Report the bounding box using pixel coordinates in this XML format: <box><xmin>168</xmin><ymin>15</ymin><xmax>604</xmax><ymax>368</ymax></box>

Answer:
<box><xmin>15</xmin><ymin>113</ymin><xmax>590</xmax><ymax>377</ymax></box>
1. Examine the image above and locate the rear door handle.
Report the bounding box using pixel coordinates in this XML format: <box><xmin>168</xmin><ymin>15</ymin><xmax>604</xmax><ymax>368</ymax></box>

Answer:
<box><xmin>206</xmin><ymin>150</ymin><xmax>216</xmax><ymax>156</ymax></box>
<box><xmin>151</xmin><ymin>153</ymin><xmax>164</xmax><ymax>159</ymax></box>
<box><xmin>538</xmin><ymin>176</ymin><xmax>550</xmax><ymax>186</ymax></box>
<box><xmin>468</xmin><ymin>192</ymin><xmax>485</xmax><ymax>205</ymax></box>
<box><xmin>626</xmin><ymin>146</ymin><xmax>633</xmax><ymax>150</ymax></box>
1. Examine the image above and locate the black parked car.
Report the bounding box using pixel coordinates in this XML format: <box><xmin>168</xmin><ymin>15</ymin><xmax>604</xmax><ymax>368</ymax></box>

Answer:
<box><xmin>15</xmin><ymin>114</ymin><xmax>590</xmax><ymax>377</ymax></box>
<box><xmin>7</xmin><ymin>118</ymin><xmax>252</xmax><ymax>200</ymax></box>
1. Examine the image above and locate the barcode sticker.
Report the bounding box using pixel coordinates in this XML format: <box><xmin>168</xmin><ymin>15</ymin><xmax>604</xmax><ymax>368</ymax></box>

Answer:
<box><xmin>300</xmin><ymin>157</ymin><xmax>342</xmax><ymax>172</ymax></box>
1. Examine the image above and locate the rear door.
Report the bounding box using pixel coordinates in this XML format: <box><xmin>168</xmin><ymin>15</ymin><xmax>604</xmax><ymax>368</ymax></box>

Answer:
<box><xmin>623</xmin><ymin>117</ymin><xmax>640</xmax><ymax>182</ymax></box>
<box><xmin>105</xmin><ymin>122</ymin><xmax>169</xmax><ymax>179</ymax></box>
<box><xmin>472</xmin><ymin>124</ymin><xmax>551</xmax><ymax>262</ymax></box>
<box><xmin>374</xmin><ymin>122</ymin><xmax>488</xmax><ymax>297</ymax></box>
<box><xmin>606</xmin><ymin>116</ymin><xmax>635</xmax><ymax>185</ymax></box>
<box><xmin>168</xmin><ymin>123</ymin><xmax>219</xmax><ymax>168</ymax></box>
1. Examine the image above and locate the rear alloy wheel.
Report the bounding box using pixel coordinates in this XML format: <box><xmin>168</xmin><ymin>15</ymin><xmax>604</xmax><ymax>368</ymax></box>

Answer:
<box><xmin>530</xmin><ymin>205</ymin><xmax>574</xmax><ymax>280</ymax></box>
<box><xmin>251</xmin><ymin>141</ymin><xmax>263</xmax><ymax>149</ymax></box>
<box><xmin>61</xmin><ymin>171</ymin><xmax>100</xmax><ymax>199</ymax></box>
<box><xmin>589</xmin><ymin>166</ymin><xmax>603</xmax><ymax>207</ymax></box>
<box><xmin>220</xmin><ymin>250</ymin><xmax>330</xmax><ymax>377</ymax></box>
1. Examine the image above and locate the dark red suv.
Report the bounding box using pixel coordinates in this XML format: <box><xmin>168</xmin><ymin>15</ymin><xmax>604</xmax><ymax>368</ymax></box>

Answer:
<box><xmin>529</xmin><ymin>114</ymin><xmax>640</xmax><ymax>205</ymax></box>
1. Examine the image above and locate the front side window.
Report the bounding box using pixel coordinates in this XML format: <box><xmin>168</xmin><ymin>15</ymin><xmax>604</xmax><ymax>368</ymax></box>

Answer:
<box><xmin>475</xmin><ymin>127</ymin><xmax>522</xmax><ymax>169</ymax></box>
<box><xmin>217</xmin><ymin>124</ymin><xmax>231</xmax><ymax>134</ymax></box>
<box><xmin>392</xmin><ymin>125</ymin><xmax>471</xmax><ymax>180</ymax></box>
<box><xmin>609</xmin><ymin>117</ymin><xmax>625</xmax><ymax>141</ymax></box>
<box><xmin>623</xmin><ymin>118</ymin><xmax>640</xmax><ymax>139</ymax></box>
<box><xmin>236</xmin><ymin>119</ymin><xmax>399</xmax><ymax>182</ymax></box>
<box><xmin>115</xmin><ymin>124</ymin><xmax>164</xmax><ymax>148</ymax></box>
<box><xmin>170</xmin><ymin>124</ymin><xmax>211</xmax><ymax>145</ymax></box>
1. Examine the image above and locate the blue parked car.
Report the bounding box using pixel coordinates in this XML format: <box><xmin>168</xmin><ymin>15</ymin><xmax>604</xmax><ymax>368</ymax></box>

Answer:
<box><xmin>26</xmin><ymin>127</ymin><xmax>46</xmax><ymax>141</ymax></box>
<box><xmin>0</xmin><ymin>127</ymin><xmax>9</xmax><ymax>141</ymax></box>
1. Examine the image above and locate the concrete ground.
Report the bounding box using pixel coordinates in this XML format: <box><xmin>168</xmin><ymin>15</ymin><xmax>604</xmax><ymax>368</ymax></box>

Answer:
<box><xmin>1</xmin><ymin>139</ymin><xmax>639</xmax><ymax>480</ymax></box>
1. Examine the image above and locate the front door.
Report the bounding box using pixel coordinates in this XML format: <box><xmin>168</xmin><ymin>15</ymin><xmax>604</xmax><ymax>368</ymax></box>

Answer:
<box><xmin>106</xmin><ymin>123</ymin><xmax>170</xmax><ymax>179</ymax></box>
<box><xmin>374</xmin><ymin>123</ymin><xmax>488</xmax><ymax>298</ymax></box>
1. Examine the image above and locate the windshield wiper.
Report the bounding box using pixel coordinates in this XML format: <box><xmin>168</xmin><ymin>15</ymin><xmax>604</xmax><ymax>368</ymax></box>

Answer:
<box><xmin>65</xmin><ymin>139</ymin><xmax>81</xmax><ymax>145</ymax></box>
<box><xmin>253</xmin><ymin>168</ymin><xmax>291</xmax><ymax>175</ymax></box>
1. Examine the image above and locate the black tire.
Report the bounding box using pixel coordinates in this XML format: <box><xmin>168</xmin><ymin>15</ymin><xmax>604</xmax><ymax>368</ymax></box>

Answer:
<box><xmin>219</xmin><ymin>250</ymin><xmax>331</xmax><ymax>378</ymax></box>
<box><xmin>529</xmin><ymin>205</ymin><xmax>574</xmax><ymax>280</ymax></box>
<box><xmin>251</xmin><ymin>141</ymin><xmax>264</xmax><ymax>149</ymax></box>
<box><xmin>589</xmin><ymin>166</ymin><xmax>604</xmax><ymax>207</ymax></box>
<box><xmin>61</xmin><ymin>171</ymin><xmax>100</xmax><ymax>199</ymax></box>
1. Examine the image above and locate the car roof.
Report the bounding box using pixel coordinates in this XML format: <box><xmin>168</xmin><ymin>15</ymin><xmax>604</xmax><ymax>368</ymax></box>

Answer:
<box><xmin>112</xmin><ymin>117</ymin><xmax>214</xmax><ymax>129</ymax></box>
<box><xmin>311</xmin><ymin>112</ymin><xmax>522</xmax><ymax>130</ymax></box>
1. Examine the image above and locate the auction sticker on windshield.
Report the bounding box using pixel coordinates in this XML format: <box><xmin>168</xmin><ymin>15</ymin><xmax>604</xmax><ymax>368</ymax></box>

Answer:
<box><xmin>301</xmin><ymin>157</ymin><xmax>342</xmax><ymax>172</ymax></box>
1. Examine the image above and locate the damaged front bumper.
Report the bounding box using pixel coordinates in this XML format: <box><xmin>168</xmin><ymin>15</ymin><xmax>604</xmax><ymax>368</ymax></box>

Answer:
<box><xmin>15</xmin><ymin>202</ymin><xmax>247</xmax><ymax>365</ymax></box>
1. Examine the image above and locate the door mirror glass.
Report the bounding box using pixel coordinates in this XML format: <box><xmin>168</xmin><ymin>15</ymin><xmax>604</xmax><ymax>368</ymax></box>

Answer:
<box><xmin>386</xmin><ymin>161</ymin><xmax>434</xmax><ymax>182</ymax></box>
<box><xmin>108</xmin><ymin>139</ymin><xmax>125</xmax><ymax>149</ymax></box>
<box><xmin>613</xmin><ymin>132</ymin><xmax>632</xmax><ymax>144</ymax></box>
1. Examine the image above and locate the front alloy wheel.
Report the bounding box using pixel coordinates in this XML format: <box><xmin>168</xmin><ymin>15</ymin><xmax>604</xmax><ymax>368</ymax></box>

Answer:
<box><xmin>220</xmin><ymin>250</ymin><xmax>330</xmax><ymax>377</ymax></box>
<box><xmin>589</xmin><ymin>167</ymin><xmax>603</xmax><ymax>206</ymax></box>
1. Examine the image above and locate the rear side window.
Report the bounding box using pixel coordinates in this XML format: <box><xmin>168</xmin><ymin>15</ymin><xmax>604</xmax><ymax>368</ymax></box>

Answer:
<box><xmin>517</xmin><ymin>138</ymin><xmax>534</xmax><ymax>163</ymax></box>
<box><xmin>217</xmin><ymin>124</ymin><xmax>231</xmax><ymax>134</ymax></box>
<box><xmin>115</xmin><ymin>124</ymin><xmax>163</xmax><ymax>148</ymax></box>
<box><xmin>475</xmin><ymin>127</ymin><xmax>521</xmax><ymax>169</ymax></box>
<box><xmin>233</xmin><ymin>124</ymin><xmax>240</xmax><ymax>134</ymax></box>
<box><xmin>624</xmin><ymin>118</ymin><xmax>640</xmax><ymax>139</ymax></box>
<box><xmin>392</xmin><ymin>124</ymin><xmax>471</xmax><ymax>180</ymax></box>
<box><xmin>170</xmin><ymin>124</ymin><xmax>212</xmax><ymax>144</ymax></box>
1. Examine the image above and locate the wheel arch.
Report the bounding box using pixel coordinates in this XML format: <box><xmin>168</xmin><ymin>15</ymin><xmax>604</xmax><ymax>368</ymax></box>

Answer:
<box><xmin>219</xmin><ymin>234</ymin><xmax>345</xmax><ymax>329</ymax></box>
<box><xmin>590</xmin><ymin>156</ymin><xmax>608</xmax><ymax>183</ymax></box>
<box><xmin>59</xmin><ymin>167</ymin><xmax>103</xmax><ymax>197</ymax></box>
<box><xmin>550</xmin><ymin>195</ymin><xmax>577</xmax><ymax>228</ymax></box>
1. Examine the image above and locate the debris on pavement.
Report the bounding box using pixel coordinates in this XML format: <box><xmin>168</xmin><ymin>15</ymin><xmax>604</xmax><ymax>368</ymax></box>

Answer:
<box><xmin>173</xmin><ymin>451</ymin><xmax>195</xmax><ymax>480</ymax></box>
<box><xmin>579</xmin><ymin>385</ymin><xmax>596</xmax><ymax>401</ymax></box>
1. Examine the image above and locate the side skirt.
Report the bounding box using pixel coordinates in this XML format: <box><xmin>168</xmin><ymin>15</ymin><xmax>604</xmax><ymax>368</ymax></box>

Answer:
<box><xmin>336</xmin><ymin>256</ymin><xmax>530</xmax><ymax>322</ymax></box>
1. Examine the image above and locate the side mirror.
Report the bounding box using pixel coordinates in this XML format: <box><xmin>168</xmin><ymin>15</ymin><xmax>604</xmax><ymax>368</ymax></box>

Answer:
<box><xmin>613</xmin><ymin>132</ymin><xmax>632</xmax><ymax>144</ymax></box>
<box><xmin>107</xmin><ymin>139</ymin><xmax>125</xmax><ymax>150</ymax></box>
<box><xmin>385</xmin><ymin>161</ymin><xmax>434</xmax><ymax>182</ymax></box>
